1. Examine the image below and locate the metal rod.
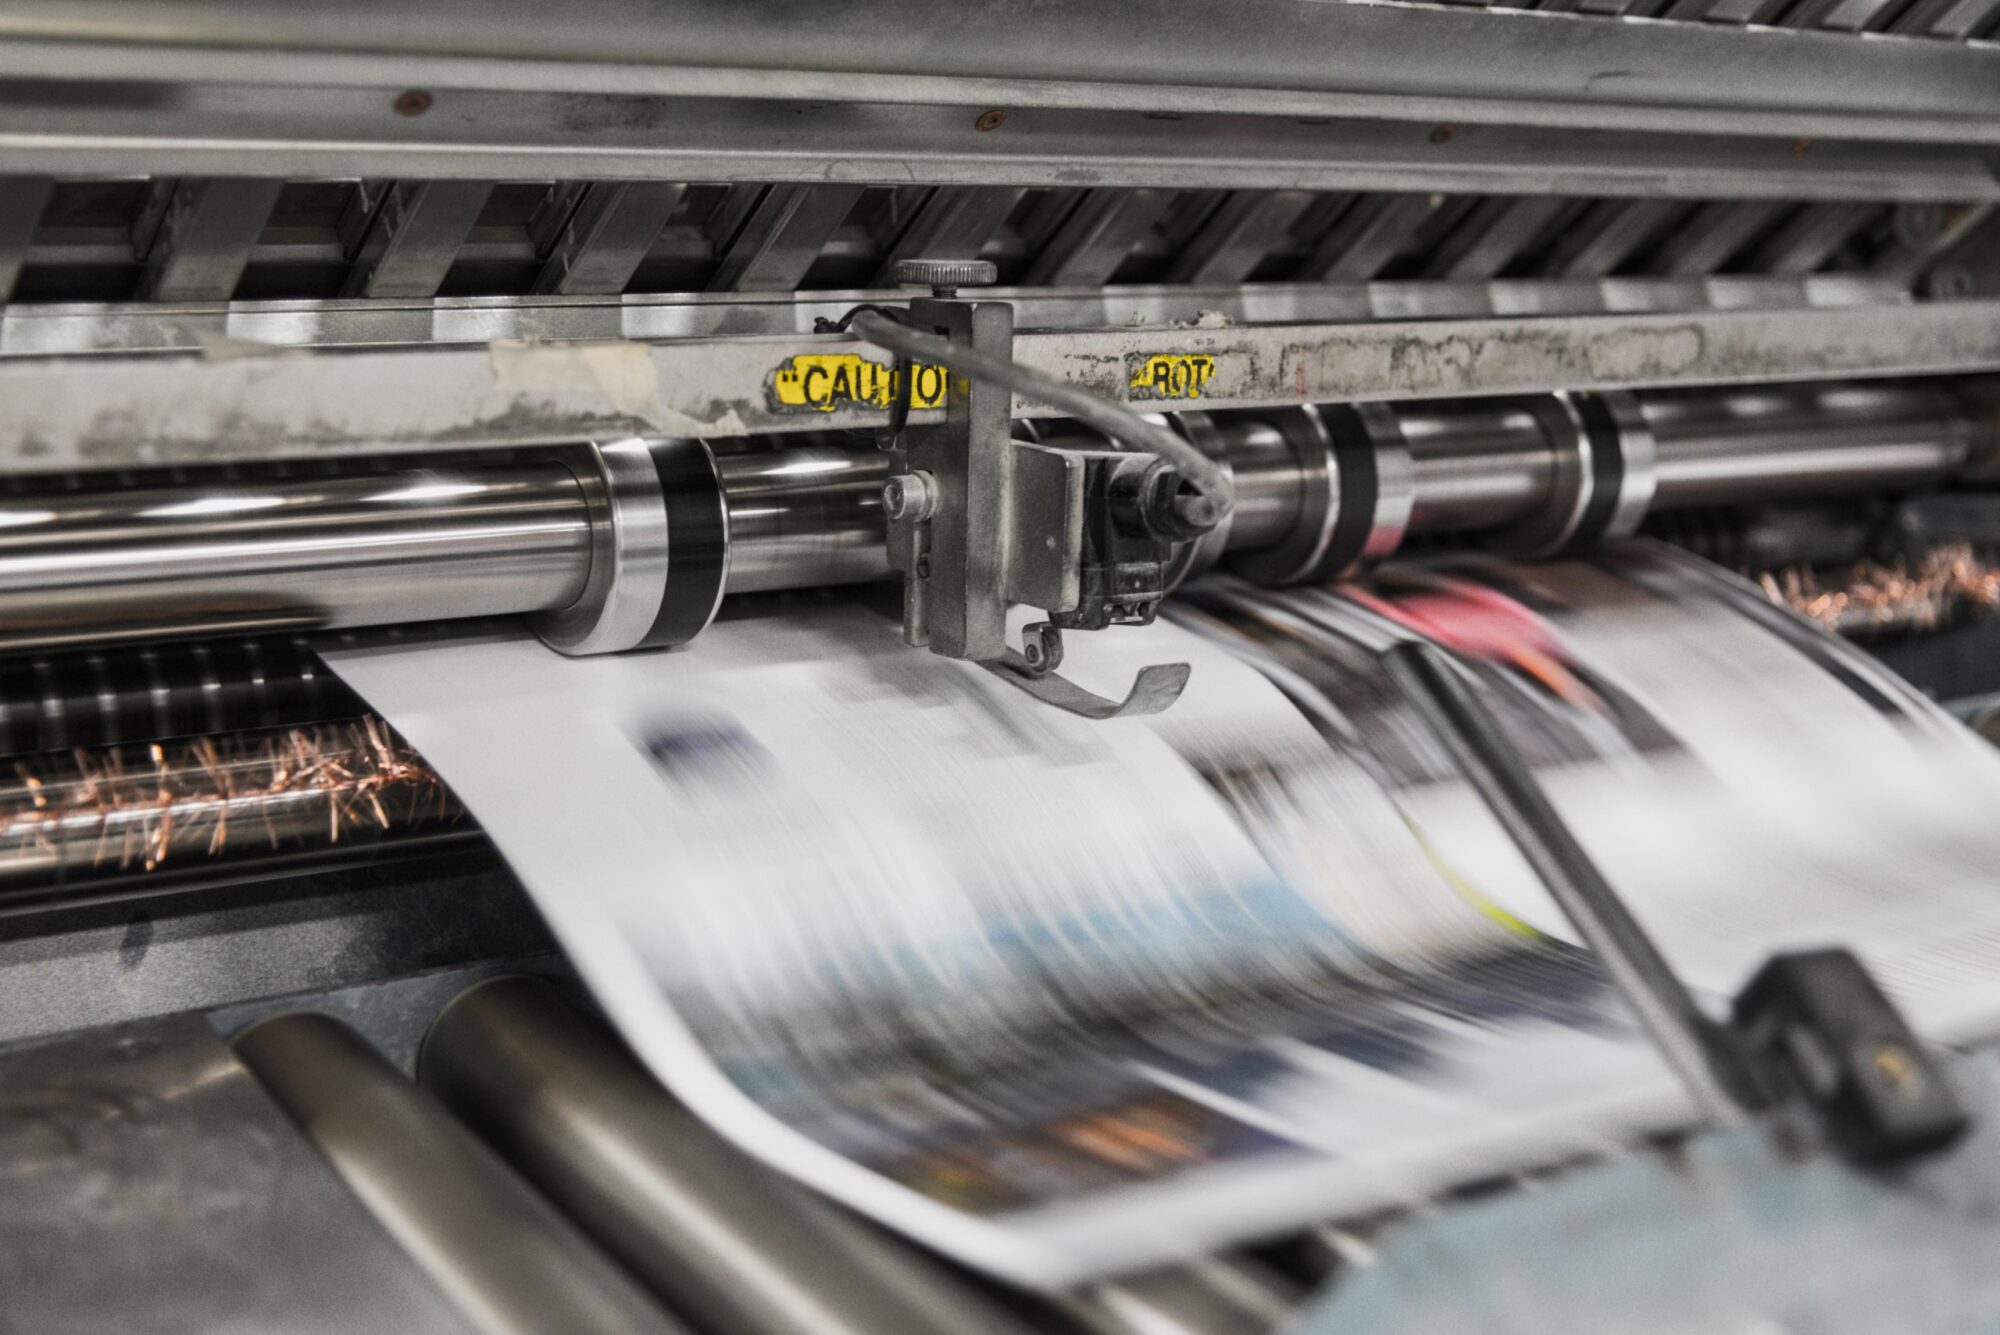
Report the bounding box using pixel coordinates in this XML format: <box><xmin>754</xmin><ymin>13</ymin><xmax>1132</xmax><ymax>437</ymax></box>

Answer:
<box><xmin>0</xmin><ymin>383</ymin><xmax>1979</xmax><ymax>652</ymax></box>
<box><xmin>717</xmin><ymin>444</ymin><xmax>892</xmax><ymax>594</ymax></box>
<box><xmin>1400</xmin><ymin>401</ymin><xmax>1561</xmax><ymax>533</ymax></box>
<box><xmin>235</xmin><ymin>1011</ymin><xmax>690</xmax><ymax>1335</ymax></box>
<box><xmin>1214</xmin><ymin>418</ymin><xmax>1310</xmax><ymax>552</ymax></box>
<box><xmin>0</xmin><ymin>464</ymin><xmax>594</xmax><ymax>651</ymax></box>
<box><xmin>1377</xmin><ymin>640</ymin><xmax>1764</xmax><ymax>1124</ymax></box>
<box><xmin>1645</xmin><ymin>384</ymin><xmax>1976</xmax><ymax>509</ymax></box>
<box><xmin>419</xmin><ymin>976</ymin><xmax>1039</xmax><ymax>1335</ymax></box>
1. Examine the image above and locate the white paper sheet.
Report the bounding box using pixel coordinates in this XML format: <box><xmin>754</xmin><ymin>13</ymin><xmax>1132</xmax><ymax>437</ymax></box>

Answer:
<box><xmin>325</xmin><ymin>601</ymin><xmax>1673</xmax><ymax>1285</ymax></box>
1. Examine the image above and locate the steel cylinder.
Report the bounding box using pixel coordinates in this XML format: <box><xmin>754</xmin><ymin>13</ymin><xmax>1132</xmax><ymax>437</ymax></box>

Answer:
<box><xmin>1215</xmin><ymin>418</ymin><xmax>1311</xmax><ymax>551</ymax></box>
<box><xmin>716</xmin><ymin>444</ymin><xmax>892</xmax><ymax>593</ymax></box>
<box><xmin>420</xmin><ymin>976</ymin><xmax>1037</xmax><ymax>1335</ymax></box>
<box><xmin>1644</xmin><ymin>384</ymin><xmax>1975</xmax><ymax>510</ymax></box>
<box><xmin>0</xmin><ymin>381</ymin><xmax>1982</xmax><ymax>654</ymax></box>
<box><xmin>235</xmin><ymin>1011</ymin><xmax>688</xmax><ymax>1335</ymax></box>
<box><xmin>1398</xmin><ymin>400</ymin><xmax>1560</xmax><ymax>533</ymax></box>
<box><xmin>0</xmin><ymin>465</ymin><xmax>593</xmax><ymax>651</ymax></box>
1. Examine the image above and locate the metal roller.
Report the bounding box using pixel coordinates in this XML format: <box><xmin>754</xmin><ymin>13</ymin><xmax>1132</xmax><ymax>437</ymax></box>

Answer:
<box><xmin>0</xmin><ymin>717</ymin><xmax>465</xmax><ymax>910</ymax></box>
<box><xmin>0</xmin><ymin>463</ymin><xmax>595</xmax><ymax>651</ymax></box>
<box><xmin>0</xmin><ymin>381</ymin><xmax>1980</xmax><ymax>652</ymax></box>
<box><xmin>1199</xmin><ymin>382</ymin><xmax>1969</xmax><ymax>581</ymax></box>
<box><xmin>0</xmin><ymin>633</ymin><xmax>360</xmax><ymax>756</ymax></box>
<box><xmin>714</xmin><ymin>443</ymin><xmax>893</xmax><ymax>595</ymax></box>
<box><xmin>1642</xmin><ymin>383</ymin><xmax>1976</xmax><ymax>509</ymax></box>
<box><xmin>234</xmin><ymin>1011</ymin><xmax>690</xmax><ymax>1335</ymax></box>
<box><xmin>419</xmin><ymin>975</ymin><xmax>1040</xmax><ymax>1335</ymax></box>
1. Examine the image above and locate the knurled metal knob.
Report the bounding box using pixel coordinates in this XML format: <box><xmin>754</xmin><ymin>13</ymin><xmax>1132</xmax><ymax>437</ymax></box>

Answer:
<box><xmin>890</xmin><ymin>258</ymin><xmax>999</xmax><ymax>297</ymax></box>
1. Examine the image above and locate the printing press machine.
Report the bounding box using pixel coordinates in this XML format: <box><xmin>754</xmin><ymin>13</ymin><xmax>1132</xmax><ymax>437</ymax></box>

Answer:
<box><xmin>12</xmin><ymin>2</ymin><xmax>2000</xmax><ymax>1331</ymax></box>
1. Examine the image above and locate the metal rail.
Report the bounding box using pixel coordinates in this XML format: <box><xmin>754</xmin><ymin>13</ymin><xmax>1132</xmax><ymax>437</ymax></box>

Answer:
<box><xmin>0</xmin><ymin>278</ymin><xmax>1920</xmax><ymax>360</ymax></box>
<box><xmin>9</xmin><ymin>0</ymin><xmax>2000</xmax><ymax>144</ymax></box>
<box><xmin>5</xmin><ymin>302</ymin><xmax>2000</xmax><ymax>471</ymax></box>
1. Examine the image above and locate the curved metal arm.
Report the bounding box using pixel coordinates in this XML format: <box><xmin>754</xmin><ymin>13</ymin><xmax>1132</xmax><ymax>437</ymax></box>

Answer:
<box><xmin>987</xmin><ymin>652</ymin><xmax>1190</xmax><ymax>719</ymax></box>
<box><xmin>849</xmin><ymin>310</ymin><xmax>1236</xmax><ymax>534</ymax></box>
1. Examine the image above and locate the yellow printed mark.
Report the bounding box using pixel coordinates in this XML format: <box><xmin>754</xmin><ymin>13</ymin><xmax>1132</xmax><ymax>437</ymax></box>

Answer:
<box><xmin>769</xmin><ymin>354</ymin><xmax>949</xmax><ymax>414</ymax></box>
<box><xmin>1127</xmin><ymin>353</ymin><xmax>1218</xmax><ymax>402</ymax></box>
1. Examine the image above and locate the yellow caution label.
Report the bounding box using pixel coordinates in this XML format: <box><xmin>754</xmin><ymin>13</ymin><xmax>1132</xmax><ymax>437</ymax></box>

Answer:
<box><xmin>769</xmin><ymin>354</ymin><xmax>950</xmax><ymax>413</ymax></box>
<box><xmin>1127</xmin><ymin>353</ymin><xmax>1218</xmax><ymax>402</ymax></box>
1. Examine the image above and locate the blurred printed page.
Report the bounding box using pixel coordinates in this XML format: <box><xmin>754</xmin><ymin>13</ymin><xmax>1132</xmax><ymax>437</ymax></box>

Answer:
<box><xmin>1182</xmin><ymin>544</ymin><xmax>2000</xmax><ymax>1044</ymax></box>
<box><xmin>325</xmin><ymin>599</ymin><xmax>1670</xmax><ymax>1286</ymax></box>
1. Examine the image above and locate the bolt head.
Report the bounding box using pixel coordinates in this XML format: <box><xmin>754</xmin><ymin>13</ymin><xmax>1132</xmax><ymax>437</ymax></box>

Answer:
<box><xmin>882</xmin><ymin>471</ymin><xmax>937</xmax><ymax>522</ymax></box>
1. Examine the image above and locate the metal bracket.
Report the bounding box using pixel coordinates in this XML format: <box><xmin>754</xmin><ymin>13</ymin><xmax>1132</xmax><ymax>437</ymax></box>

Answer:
<box><xmin>853</xmin><ymin>265</ymin><xmax>1224</xmax><ymax>718</ymax></box>
<box><xmin>981</xmin><ymin>618</ymin><xmax>1190</xmax><ymax>718</ymax></box>
<box><xmin>986</xmin><ymin>652</ymin><xmax>1191</xmax><ymax>720</ymax></box>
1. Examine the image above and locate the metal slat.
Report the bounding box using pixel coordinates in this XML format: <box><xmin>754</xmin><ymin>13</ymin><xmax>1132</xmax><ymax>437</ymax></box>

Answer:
<box><xmin>524</xmin><ymin>181</ymin><xmax>589</xmax><ymax>260</ymax></box>
<box><xmin>1538</xmin><ymin>0</ymin><xmax>1665</xmax><ymax>11</ymax></box>
<box><xmin>341</xmin><ymin>180</ymin><xmax>493</xmax><ymax>299</ymax></box>
<box><xmin>1746</xmin><ymin>203</ymin><xmax>1878</xmax><ymax>275</ymax></box>
<box><xmin>698</xmin><ymin>184</ymin><xmax>764</xmax><ymax>257</ymax></box>
<box><xmin>1643</xmin><ymin>201</ymin><xmax>1786</xmax><ymax>277</ymax></box>
<box><xmin>1301</xmin><ymin>194</ymin><xmax>1444</xmax><ymax>282</ymax></box>
<box><xmin>1537</xmin><ymin>199</ymin><xmax>1682</xmax><ymax>278</ymax></box>
<box><xmin>872</xmin><ymin>185</ymin><xmax>1025</xmax><ymax>284</ymax></box>
<box><xmin>1021</xmin><ymin>188</ymin><xmax>1176</xmax><ymax>287</ymax></box>
<box><xmin>1778</xmin><ymin>0</ymin><xmax>1907</xmax><ymax>29</ymax></box>
<box><xmin>706</xmin><ymin>183</ymin><xmax>863</xmax><ymax>292</ymax></box>
<box><xmin>531</xmin><ymin>181</ymin><xmax>684</xmax><ymax>295</ymax></box>
<box><xmin>1889</xmin><ymin>0</ymin><xmax>2000</xmax><ymax>33</ymax></box>
<box><xmin>132</xmin><ymin>177</ymin><xmax>283</xmax><ymax>301</ymax></box>
<box><xmin>0</xmin><ymin>177</ymin><xmax>49</xmax><ymax>303</ymax></box>
<box><xmin>335</xmin><ymin>180</ymin><xmax>388</xmax><ymax>258</ymax></box>
<box><xmin>1165</xmin><ymin>190</ymin><xmax>1317</xmax><ymax>285</ymax></box>
<box><xmin>1660</xmin><ymin>0</ymin><xmax>1792</xmax><ymax>21</ymax></box>
<box><xmin>1422</xmin><ymin>196</ymin><xmax>1571</xmax><ymax>281</ymax></box>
